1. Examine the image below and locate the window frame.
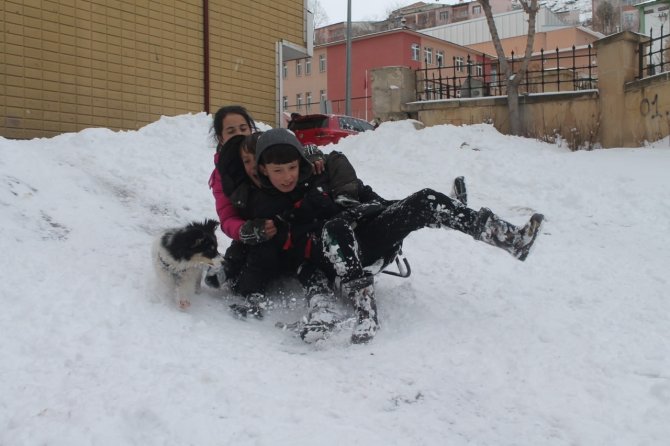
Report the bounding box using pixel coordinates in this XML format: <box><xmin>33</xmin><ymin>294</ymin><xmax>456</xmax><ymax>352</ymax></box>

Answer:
<box><xmin>424</xmin><ymin>47</ymin><xmax>433</xmax><ymax>65</ymax></box>
<box><xmin>455</xmin><ymin>56</ymin><xmax>464</xmax><ymax>72</ymax></box>
<box><xmin>411</xmin><ymin>43</ymin><xmax>420</xmax><ymax>61</ymax></box>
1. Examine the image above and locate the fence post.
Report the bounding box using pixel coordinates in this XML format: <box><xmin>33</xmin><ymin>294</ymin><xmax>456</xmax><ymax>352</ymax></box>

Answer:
<box><xmin>540</xmin><ymin>49</ymin><xmax>545</xmax><ymax>93</ymax></box>
<box><xmin>594</xmin><ymin>31</ymin><xmax>649</xmax><ymax>147</ymax></box>
<box><xmin>661</xmin><ymin>25</ymin><xmax>665</xmax><ymax>72</ymax></box>
<box><xmin>556</xmin><ymin>48</ymin><xmax>560</xmax><ymax>92</ymax></box>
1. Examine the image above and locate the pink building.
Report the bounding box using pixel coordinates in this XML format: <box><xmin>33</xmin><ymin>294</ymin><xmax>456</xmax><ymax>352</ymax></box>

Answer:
<box><xmin>283</xmin><ymin>28</ymin><xmax>494</xmax><ymax>121</ymax></box>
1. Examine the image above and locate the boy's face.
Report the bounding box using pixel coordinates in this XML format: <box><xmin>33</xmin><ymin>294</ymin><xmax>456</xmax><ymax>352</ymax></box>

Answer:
<box><xmin>259</xmin><ymin>160</ymin><xmax>300</xmax><ymax>193</ymax></box>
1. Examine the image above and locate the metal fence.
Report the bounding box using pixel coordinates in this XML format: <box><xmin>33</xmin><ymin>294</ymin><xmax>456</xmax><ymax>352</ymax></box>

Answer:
<box><xmin>638</xmin><ymin>25</ymin><xmax>670</xmax><ymax>79</ymax></box>
<box><xmin>417</xmin><ymin>45</ymin><xmax>598</xmax><ymax>100</ymax></box>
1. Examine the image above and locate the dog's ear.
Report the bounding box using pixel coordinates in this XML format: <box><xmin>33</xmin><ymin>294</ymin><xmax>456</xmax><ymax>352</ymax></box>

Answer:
<box><xmin>204</xmin><ymin>219</ymin><xmax>219</xmax><ymax>233</ymax></box>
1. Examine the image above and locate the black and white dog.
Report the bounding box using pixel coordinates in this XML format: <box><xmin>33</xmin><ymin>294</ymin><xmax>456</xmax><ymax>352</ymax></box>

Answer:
<box><xmin>152</xmin><ymin>219</ymin><xmax>223</xmax><ymax>309</ymax></box>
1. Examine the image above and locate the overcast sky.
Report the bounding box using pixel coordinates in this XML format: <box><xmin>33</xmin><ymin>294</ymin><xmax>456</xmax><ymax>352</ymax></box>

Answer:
<box><xmin>318</xmin><ymin>0</ymin><xmax>445</xmax><ymax>25</ymax></box>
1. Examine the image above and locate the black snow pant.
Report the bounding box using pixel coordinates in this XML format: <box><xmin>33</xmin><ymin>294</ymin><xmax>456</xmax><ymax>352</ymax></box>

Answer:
<box><xmin>235</xmin><ymin>236</ymin><xmax>299</xmax><ymax>298</ymax></box>
<box><xmin>222</xmin><ymin>240</ymin><xmax>248</xmax><ymax>288</ymax></box>
<box><xmin>356</xmin><ymin>188</ymin><xmax>479</xmax><ymax>265</ymax></box>
<box><xmin>313</xmin><ymin>188</ymin><xmax>480</xmax><ymax>282</ymax></box>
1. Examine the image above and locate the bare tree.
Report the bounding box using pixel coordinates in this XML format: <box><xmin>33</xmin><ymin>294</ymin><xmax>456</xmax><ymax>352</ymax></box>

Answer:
<box><xmin>595</xmin><ymin>1</ymin><xmax>619</xmax><ymax>34</ymax></box>
<box><xmin>479</xmin><ymin>0</ymin><xmax>539</xmax><ymax>136</ymax></box>
<box><xmin>309</xmin><ymin>0</ymin><xmax>330</xmax><ymax>29</ymax></box>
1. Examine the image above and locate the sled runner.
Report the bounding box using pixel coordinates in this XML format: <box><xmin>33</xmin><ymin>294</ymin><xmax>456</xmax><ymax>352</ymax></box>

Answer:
<box><xmin>381</xmin><ymin>249</ymin><xmax>411</xmax><ymax>278</ymax></box>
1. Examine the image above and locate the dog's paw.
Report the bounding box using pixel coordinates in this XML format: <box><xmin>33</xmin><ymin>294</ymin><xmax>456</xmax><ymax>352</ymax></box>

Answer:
<box><xmin>178</xmin><ymin>299</ymin><xmax>191</xmax><ymax>310</ymax></box>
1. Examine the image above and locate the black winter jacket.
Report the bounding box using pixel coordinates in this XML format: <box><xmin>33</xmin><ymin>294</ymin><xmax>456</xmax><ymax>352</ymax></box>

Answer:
<box><xmin>232</xmin><ymin>152</ymin><xmax>388</xmax><ymax>261</ymax></box>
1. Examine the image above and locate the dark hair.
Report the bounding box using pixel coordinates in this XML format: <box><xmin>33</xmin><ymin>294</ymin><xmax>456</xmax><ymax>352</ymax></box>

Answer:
<box><xmin>241</xmin><ymin>132</ymin><xmax>264</xmax><ymax>156</ymax></box>
<box><xmin>212</xmin><ymin>105</ymin><xmax>256</xmax><ymax>142</ymax></box>
<box><xmin>259</xmin><ymin>144</ymin><xmax>302</xmax><ymax>166</ymax></box>
<box><xmin>217</xmin><ymin>134</ymin><xmax>247</xmax><ymax>196</ymax></box>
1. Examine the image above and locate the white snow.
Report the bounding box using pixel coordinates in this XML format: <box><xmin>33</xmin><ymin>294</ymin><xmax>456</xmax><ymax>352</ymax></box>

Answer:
<box><xmin>1</xmin><ymin>113</ymin><xmax>669</xmax><ymax>445</ymax></box>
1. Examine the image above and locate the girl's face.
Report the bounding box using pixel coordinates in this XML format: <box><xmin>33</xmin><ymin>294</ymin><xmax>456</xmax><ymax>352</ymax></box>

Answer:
<box><xmin>240</xmin><ymin>146</ymin><xmax>260</xmax><ymax>187</ymax></box>
<box><xmin>220</xmin><ymin>114</ymin><xmax>251</xmax><ymax>143</ymax></box>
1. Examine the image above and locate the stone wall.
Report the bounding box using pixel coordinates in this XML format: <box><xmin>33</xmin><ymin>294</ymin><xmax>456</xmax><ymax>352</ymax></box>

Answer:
<box><xmin>371</xmin><ymin>31</ymin><xmax>670</xmax><ymax>148</ymax></box>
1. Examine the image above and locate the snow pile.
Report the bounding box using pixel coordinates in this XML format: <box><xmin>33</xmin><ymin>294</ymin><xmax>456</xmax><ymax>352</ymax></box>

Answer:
<box><xmin>1</xmin><ymin>113</ymin><xmax>669</xmax><ymax>445</ymax></box>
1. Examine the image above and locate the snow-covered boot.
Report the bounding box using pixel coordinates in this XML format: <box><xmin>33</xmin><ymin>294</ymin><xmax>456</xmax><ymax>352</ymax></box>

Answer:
<box><xmin>300</xmin><ymin>292</ymin><xmax>342</xmax><ymax>343</ymax></box>
<box><xmin>204</xmin><ymin>263</ymin><xmax>227</xmax><ymax>288</ymax></box>
<box><xmin>342</xmin><ymin>275</ymin><xmax>378</xmax><ymax>344</ymax></box>
<box><xmin>472</xmin><ymin>208</ymin><xmax>544</xmax><ymax>261</ymax></box>
<box><xmin>452</xmin><ymin>176</ymin><xmax>467</xmax><ymax>206</ymax></box>
<box><xmin>229</xmin><ymin>292</ymin><xmax>265</xmax><ymax>319</ymax></box>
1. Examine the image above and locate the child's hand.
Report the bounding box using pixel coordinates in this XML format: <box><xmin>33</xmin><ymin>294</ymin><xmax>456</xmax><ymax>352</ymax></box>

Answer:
<box><xmin>312</xmin><ymin>159</ymin><xmax>325</xmax><ymax>174</ymax></box>
<box><xmin>264</xmin><ymin>219</ymin><xmax>277</xmax><ymax>239</ymax></box>
<box><xmin>239</xmin><ymin>219</ymin><xmax>271</xmax><ymax>245</ymax></box>
<box><xmin>304</xmin><ymin>144</ymin><xmax>325</xmax><ymax>174</ymax></box>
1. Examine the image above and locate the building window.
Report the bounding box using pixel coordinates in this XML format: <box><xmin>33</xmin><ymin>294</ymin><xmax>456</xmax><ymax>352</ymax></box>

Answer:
<box><xmin>475</xmin><ymin>63</ymin><xmax>483</xmax><ymax>77</ymax></box>
<box><xmin>424</xmin><ymin>47</ymin><xmax>433</xmax><ymax>65</ymax></box>
<box><xmin>319</xmin><ymin>54</ymin><xmax>327</xmax><ymax>72</ymax></box>
<box><xmin>473</xmin><ymin>5</ymin><xmax>481</xmax><ymax>14</ymax></box>
<box><xmin>306</xmin><ymin>92</ymin><xmax>312</xmax><ymax>111</ymax></box>
<box><xmin>296</xmin><ymin>93</ymin><xmax>303</xmax><ymax>110</ymax></box>
<box><xmin>296</xmin><ymin>61</ymin><xmax>302</xmax><ymax>76</ymax></box>
<box><xmin>320</xmin><ymin>89</ymin><xmax>327</xmax><ymax>105</ymax></box>
<box><xmin>411</xmin><ymin>43</ymin><xmax>420</xmax><ymax>61</ymax></box>
<box><xmin>439</xmin><ymin>11</ymin><xmax>448</xmax><ymax>21</ymax></box>
<box><xmin>282</xmin><ymin>96</ymin><xmax>288</xmax><ymax>110</ymax></box>
<box><xmin>283</xmin><ymin>62</ymin><xmax>288</xmax><ymax>79</ymax></box>
<box><xmin>436</xmin><ymin>51</ymin><xmax>444</xmax><ymax>67</ymax></box>
<box><xmin>305</xmin><ymin>58</ymin><xmax>312</xmax><ymax>75</ymax></box>
<box><xmin>455</xmin><ymin>56</ymin><xmax>464</xmax><ymax>72</ymax></box>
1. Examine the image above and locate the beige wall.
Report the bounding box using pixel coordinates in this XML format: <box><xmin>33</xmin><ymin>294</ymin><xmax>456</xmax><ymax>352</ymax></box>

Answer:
<box><xmin>374</xmin><ymin>31</ymin><xmax>670</xmax><ymax>148</ymax></box>
<box><xmin>1</xmin><ymin>0</ymin><xmax>305</xmax><ymax>138</ymax></box>
<box><xmin>402</xmin><ymin>89</ymin><xmax>600</xmax><ymax>149</ymax></box>
<box><xmin>210</xmin><ymin>0</ymin><xmax>305</xmax><ymax>125</ymax></box>
<box><xmin>468</xmin><ymin>27</ymin><xmax>600</xmax><ymax>56</ymax></box>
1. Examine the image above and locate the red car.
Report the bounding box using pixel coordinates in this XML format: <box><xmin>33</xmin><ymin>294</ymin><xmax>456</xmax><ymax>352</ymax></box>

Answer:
<box><xmin>288</xmin><ymin>113</ymin><xmax>375</xmax><ymax>146</ymax></box>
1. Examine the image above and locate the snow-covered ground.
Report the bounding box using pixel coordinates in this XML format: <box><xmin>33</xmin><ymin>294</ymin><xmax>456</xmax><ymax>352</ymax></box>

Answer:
<box><xmin>1</xmin><ymin>113</ymin><xmax>668</xmax><ymax>445</ymax></box>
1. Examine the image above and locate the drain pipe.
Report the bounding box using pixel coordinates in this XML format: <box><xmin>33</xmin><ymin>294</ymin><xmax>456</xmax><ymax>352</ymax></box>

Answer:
<box><xmin>203</xmin><ymin>0</ymin><xmax>210</xmax><ymax>114</ymax></box>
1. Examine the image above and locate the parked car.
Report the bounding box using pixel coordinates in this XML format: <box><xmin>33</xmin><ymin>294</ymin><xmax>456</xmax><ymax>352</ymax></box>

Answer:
<box><xmin>288</xmin><ymin>113</ymin><xmax>375</xmax><ymax>146</ymax></box>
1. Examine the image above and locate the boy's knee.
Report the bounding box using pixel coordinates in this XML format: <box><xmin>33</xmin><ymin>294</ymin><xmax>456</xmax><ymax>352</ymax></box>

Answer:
<box><xmin>416</xmin><ymin>188</ymin><xmax>438</xmax><ymax>200</ymax></box>
<box><xmin>322</xmin><ymin>218</ymin><xmax>353</xmax><ymax>236</ymax></box>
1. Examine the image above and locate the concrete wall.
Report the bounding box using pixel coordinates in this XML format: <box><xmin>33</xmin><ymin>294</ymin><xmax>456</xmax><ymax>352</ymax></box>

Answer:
<box><xmin>372</xmin><ymin>31</ymin><xmax>670</xmax><ymax>148</ymax></box>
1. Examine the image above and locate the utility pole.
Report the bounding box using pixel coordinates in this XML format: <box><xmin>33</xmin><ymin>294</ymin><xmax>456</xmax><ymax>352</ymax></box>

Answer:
<box><xmin>345</xmin><ymin>0</ymin><xmax>352</xmax><ymax>116</ymax></box>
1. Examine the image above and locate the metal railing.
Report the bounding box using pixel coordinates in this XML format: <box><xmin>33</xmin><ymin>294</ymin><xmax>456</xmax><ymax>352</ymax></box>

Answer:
<box><xmin>417</xmin><ymin>45</ymin><xmax>598</xmax><ymax>100</ymax></box>
<box><xmin>638</xmin><ymin>25</ymin><xmax>670</xmax><ymax>79</ymax></box>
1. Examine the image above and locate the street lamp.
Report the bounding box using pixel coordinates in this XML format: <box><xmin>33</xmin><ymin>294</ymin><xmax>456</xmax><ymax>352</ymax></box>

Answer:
<box><xmin>345</xmin><ymin>0</ymin><xmax>351</xmax><ymax>116</ymax></box>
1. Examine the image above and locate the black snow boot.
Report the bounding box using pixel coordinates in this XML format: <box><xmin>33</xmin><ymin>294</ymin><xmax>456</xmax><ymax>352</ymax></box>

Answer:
<box><xmin>452</xmin><ymin>176</ymin><xmax>468</xmax><ymax>206</ymax></box>
<box><xmin>229</xmin><ymin>292</ymin><xmax>265</xmax><ymax>319</ymax></box>
<box><xmin>342</xmin><ymin>275</ymin><xmax>378</xmax><ymax>344</ymax></box>
<box><xmin>300</xmin><ymin>292</ymin><xmax>343</xmax><ymax>343</ymax></box>
<box><xmin>472</xmin><ymin>208</ymin><xmax>544</xmax><ymax>261</ymax></box>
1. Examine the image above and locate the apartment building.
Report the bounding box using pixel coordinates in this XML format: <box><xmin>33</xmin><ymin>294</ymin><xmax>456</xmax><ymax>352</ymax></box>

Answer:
<box><xmin>283</xmin><ymin>28</ymin><xmax>494</xmax><ymax>120</ymax></box>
